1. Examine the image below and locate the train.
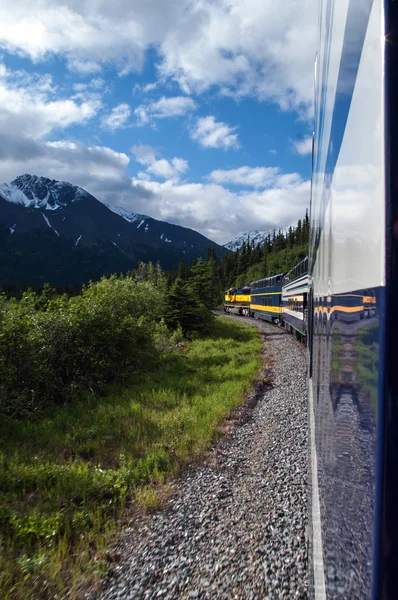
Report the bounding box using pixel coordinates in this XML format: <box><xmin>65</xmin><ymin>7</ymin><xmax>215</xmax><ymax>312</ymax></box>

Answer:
<box><xmin>309</xmin><ymin>0</ymin><xmax>398</xmax><ymax>598</ymax></box>
<box><xmin>225</xmin><ymin>1</ymin><xmax>398</xmax><ymax>597</ymax></box>
<box><xmin>224</xmin><ymin>256</ymin><xmax>376</xmax><ymax>340</ymax></box>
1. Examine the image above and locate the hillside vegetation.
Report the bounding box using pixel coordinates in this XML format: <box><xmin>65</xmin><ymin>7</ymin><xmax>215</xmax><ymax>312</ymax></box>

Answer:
<box><xmin>171</xmin><ymin>210</ymin><xmax>309</xmax><ymax>299</ymax></box>
<box><xmin>0</xmin><ymin>268</ymin><xmax>261</xmax><ymax>599</ymax></box>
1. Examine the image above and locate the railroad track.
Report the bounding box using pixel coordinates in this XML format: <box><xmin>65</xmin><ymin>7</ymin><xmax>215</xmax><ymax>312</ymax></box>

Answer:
<box><xmin>100</xmin><ymin>315</ymin><xmax>308</xmax><ymax>600</ymax></box>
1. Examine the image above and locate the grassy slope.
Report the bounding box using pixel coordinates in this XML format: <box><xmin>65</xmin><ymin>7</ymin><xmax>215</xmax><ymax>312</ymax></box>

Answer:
<box><xmin>0</xmin><ymin>317</ymin><xmax>261</xmax><ymax>599</ymax></box>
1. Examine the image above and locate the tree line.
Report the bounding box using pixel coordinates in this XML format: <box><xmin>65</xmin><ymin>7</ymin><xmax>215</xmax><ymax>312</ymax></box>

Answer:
<box><xmin>167</xmin><ymin>209</ymin><xmax>309</xmax><ymax>296</ymax></box>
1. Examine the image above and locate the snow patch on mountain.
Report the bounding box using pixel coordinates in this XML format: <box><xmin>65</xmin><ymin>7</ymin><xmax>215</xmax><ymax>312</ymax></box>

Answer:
<box><xmin>10</xmin><ymin>174</ymin><xmax>90</xmax><ymax>210</ymax></box>
<box><xmin>42</xmin><ymin>214</ymin><xmax>59</xmax><ymax>237</ymax></box>
<box><xmin>104</xmin><ymin>204</ymin><xmax>148</xmax><ymax>224</ymax></box>
<box><xmin>224</xmin><ymin>230</ymin><xmax>271</xmax><ymax>252</ymax></box>
<box><xmin>0</xmin><ymin>183</ymin><xmax>30</xmax><ymax>206</ymax></box>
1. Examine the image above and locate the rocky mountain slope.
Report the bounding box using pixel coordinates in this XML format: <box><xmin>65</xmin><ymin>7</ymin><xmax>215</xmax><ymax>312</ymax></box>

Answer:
<box><xmin>0</xmin><ymin>174</ymin><xmax>225</xmax><ymax>286</ymax></box>
<box><xmin>223</xmin><ymin>230</ymin><xmax>271</xmax><ymax>252</ymax></box>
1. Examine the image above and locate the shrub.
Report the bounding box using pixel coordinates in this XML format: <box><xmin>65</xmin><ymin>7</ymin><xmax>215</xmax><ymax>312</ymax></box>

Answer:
<box><xmin>0</xmin><ymin>276</ymin><xmax>171</xmax><ymax>420</ymax></box>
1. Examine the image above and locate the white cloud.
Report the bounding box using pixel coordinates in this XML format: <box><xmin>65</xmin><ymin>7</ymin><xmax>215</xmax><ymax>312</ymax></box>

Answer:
<box><xmin>292</xmin><ymin>135</ymin><xmax>313</xmax><ymax>155</ymax></box>
<box><xmin>134</xmin><ymin>95</ymin><xmax>197</xmax><ymax>125</ymax></box>
<box><xmin>130</xmin><ymin>144</ymin><xmax>188</xmax><ymax>181</ymax></box>
<box><xmin>0</xmin><ymin>2</ymin><xmax>145</xmax><ymax>76</ymax></box>
<box><xmin>130</xmin><ymin>144</ymin><xmax>188</xmax><ymax>182</ymax></box>
<box><xmin>128</xmin><ymin>174</ymin><xmax>310</xmax><ymax>244</ymax></box>
<box><xmin>0</xmin><ymin>135</ymin><xmax>130</xmax><ymax>185</ymax></box>
<box><xmin>73</xmin><ymin>78</ymin><xmax>106</xmax><ymax>93</ymax></box>
<box><xmin>191</xmin><ymin>116</ymin><xmax>239</xmax><ymax>150</ymax></box>
<box><xmin>210</xmin><ymin>166</ymin><xmax>280</xmax><ymax>188</ymax></box>
<box><xmin>0</xmin><ymin>62</ymin><xmax>100</xmax><ymax>138</ymax></box>
<box><xmin>101</xmin><ymin>103</ymin><xmax>130</xmax><ymax>130</ymax></box>
<box><xmin>143</xmin><ymin>82</ymin><xmax>158</xmax><ymax>92</ymax></box>
<box><xmin>147</xmin><ymin>157</ymin><xmax>188</xmax><ymax>180</ymax></box>
<box><xmin>0</xmin><ymin>0</ymin><xmax>317</xmax><ymax>114</ymax></box>
<box><xmin>157</xmin><ymin>0</ymin><xmax>317</xmax><ymax>114</ymax></box>
<box><xmin>130</xmin><ymin>144</ymin><xmax>159</xmax><ymax>166</ymax></box>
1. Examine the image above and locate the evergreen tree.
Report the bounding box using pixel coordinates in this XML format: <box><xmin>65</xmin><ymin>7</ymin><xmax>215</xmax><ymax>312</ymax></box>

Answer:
<box><xmin>177</xmin><ymin>259</ymin><xmax>187</xmax><ymax>281</ymax></box>
<box><xmin>303</xmin><ymin>209</ymin><xmax>310</xmax><ymax>244</ymax></box>
<box><xmin>189</xmin><ymin>258</ymin><xmax>219</xmax><ymax>310</ymax></box>
<box><xmin>296</xmin><ymin>219</ymin><xmax>302</xmax><ymax>245</ymax></box>
<box><xmin>262</xmin><ymin>250</ymin><xmax>268</xmax><ymax>277</ymax></box>
<box><xmin>164</xmin><ymin>278</ymin><xmax>211</xmax><ymax>335</ymax></box>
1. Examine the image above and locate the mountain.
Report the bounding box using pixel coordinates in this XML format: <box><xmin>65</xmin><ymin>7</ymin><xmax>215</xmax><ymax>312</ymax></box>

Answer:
<box><xmin>224</xmin><ymin>230</ymin><xmax>270</xmax><ymax>252</ymax></box>
<box><xmin>0</xmin><ymin>174</ymin><xmax>225</xmax><ymax>286</ymax></box>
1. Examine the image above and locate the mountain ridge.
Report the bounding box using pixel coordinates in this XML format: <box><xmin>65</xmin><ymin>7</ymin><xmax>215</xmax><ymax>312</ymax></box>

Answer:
<box><xmin>0</xmin><ymin>174</ymin><xmax>226</xmax><ymax>285</ymax></box>
<box><xmin>223</xmin><ymin>230</ymin><xmax>271</xmax><ymax>252</ymax></box>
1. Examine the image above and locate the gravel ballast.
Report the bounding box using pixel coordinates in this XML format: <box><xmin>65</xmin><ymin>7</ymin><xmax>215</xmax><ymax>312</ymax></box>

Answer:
<box><xmin>99</xmin><ymin>316</ymin><xmax>308</xmax><ymax>600</ymax></box>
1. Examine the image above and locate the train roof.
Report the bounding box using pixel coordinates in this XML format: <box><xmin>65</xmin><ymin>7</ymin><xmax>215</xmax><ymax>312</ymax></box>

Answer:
<box><xmin>282</xmin><ymin>257</ymin><xmax>308</xmax><ymax>284</ymax></box>
<box><xmin>225</xmin><ymin>286</ymin><xmax>251</xmax><ymax>293</ymax></box>
<box><xmin>250</xmin><ymin>273</ymin><xmax>285</xmax><ymax>288</ymax></box>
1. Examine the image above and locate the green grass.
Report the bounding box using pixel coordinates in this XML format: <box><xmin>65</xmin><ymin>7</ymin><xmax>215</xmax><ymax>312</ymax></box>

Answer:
<box><xmin>0</xmin><ymin>317</ymin><xmax>261</xmax><ymax>599</ymax></box>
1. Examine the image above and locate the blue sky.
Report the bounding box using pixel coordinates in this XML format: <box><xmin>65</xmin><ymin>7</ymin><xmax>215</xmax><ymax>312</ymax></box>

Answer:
<box><xmin>0</xmin><ymin>0</ymin><xmax>317</xmax><ymax>244</ymax></box>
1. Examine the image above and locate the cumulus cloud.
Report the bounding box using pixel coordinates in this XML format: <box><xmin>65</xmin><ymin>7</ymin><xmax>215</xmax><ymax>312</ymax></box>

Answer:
<box><xmin>134</xmin><ymin>95</ymin><xmax>197</xmax><ymax>125</ymax></box>
<box><xmin>130</xmin><ymin>144</ymin><xmax>159</xmax><ymax>166</ymax></box>
<box><xmin>0</xmin><ymin>62</ymin><xmax>100</xmax><ymax>138</ymax></box>
<box><xmin>209</xmin><ymin>166</ymin><xmax>281</xmax><ymax>188</ymax></box>
<box><xmin>101</xmin><ymin>103</ymin><xmax>131</xmax><ymax>130</ymax></box>
<box><xmin>0</xmin><ymin>1</ymin><xmax>146</xmax><ymax>76</ymax></box>
<box><xmin>129</xmin><ymin>174</ymin><xmax>310</xmax><ymax>244</ymax></box>
<box><xmin>292</xmin><ymin>135</ymin><xmax>313</xmax><ymax>155</ymax></box>
<box><xmin>130</xmin><ymin>144</ymin><xmax>188</xmax><ymax>182</ymax></box>
<box><xmin>191</xmin><ymin>116</ymin><xmax>239</xmax><ymax>150</ymax></box>
<box><xmin>0</xmin><ymin>134</ymin><xmax>129</xmax><ymax>183</ymax></box>
<box><xmin>157</xmin><ymin>0</ymin><xmax>317</xmax><ymax>114</ymax></box>
<box><xmin>147</xmin><ymin>157</ymin><xmax>188</xmax><ymax>180</ymax></box>
<box><xmin>0</xmin><ymin>0</ymin><xmax>317</xmax><ymax>113</ymax></box>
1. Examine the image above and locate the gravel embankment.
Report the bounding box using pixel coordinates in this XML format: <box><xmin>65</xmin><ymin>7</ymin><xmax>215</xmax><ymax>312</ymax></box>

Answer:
<box><xmin>99</xmin><ymin>316</ymin><xmax>308</xmax><ymax>600</ymax></box>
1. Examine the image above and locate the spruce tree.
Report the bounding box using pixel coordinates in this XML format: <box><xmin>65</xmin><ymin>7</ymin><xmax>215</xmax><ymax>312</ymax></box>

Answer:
<box><xmin>164</xmin><ymin>278</ymin><xmax>210</xmax><ymax>335</ymax></box>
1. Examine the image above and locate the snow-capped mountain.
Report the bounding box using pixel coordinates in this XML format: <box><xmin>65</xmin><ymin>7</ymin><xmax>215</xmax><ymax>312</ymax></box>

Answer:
<box><xmin>1</xmin><ymin>174</ymin><xmax>90</xmax><ymax>210</ymax></box>
<box><xmin>0</xmin><ymin>174</ymin><xmax>225</xmax><ymax>285</ymax></box>
<box><xmin>224</xmin><ymin>230</ymin><xmax>271</xmax><ymax>252</ymax></box>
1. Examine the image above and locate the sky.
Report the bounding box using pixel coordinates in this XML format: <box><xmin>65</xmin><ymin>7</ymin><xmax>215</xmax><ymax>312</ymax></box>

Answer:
<box><xmin>0</xmin><ymin>0</ymin><xmax>317</xmax><ymax>245</ymax></box>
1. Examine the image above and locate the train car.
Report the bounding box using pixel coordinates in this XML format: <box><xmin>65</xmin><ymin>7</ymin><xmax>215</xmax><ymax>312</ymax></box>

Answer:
<box><xmin>308</xmin><ymin>1</ymin><xmax>398</xmax><ymax>598</ymax></box>
<box><xmin>249</xmin><ymin>273</ymin><xmax>284</xmax><ymax>324</ymax></box>
<box><xmin>363</xmin><ymin>289</ymin><xmax>377</xmax><ymax>319</ymax></box>
<box><xmin>224</xmin><ymin>286</ymin><xmax>251</xmax><ymax>316</ymax></box>
<box><xmin>281</xmin><ymin>256</ymin><xmax>309</xmax><ymax>338</ymax></box>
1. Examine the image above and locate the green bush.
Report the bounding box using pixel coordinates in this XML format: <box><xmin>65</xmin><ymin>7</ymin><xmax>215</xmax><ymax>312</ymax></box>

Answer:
<box><xmin>0</xmin><ymin>276</ymin><xmax>169</xmax><ymax>420</ymax></box>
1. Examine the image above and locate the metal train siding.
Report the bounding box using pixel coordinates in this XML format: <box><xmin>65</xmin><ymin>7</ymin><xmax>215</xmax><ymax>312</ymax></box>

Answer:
<box><xmin>249</xmin><ymin>273</ymin><xmax>284</xmax><ymax>324</ymax></box>
<box><xmin>223</xmin><ymin>3</ymin><xmax>398</xmax><ymax>595</ymax></box>
<box><xmin>281</xmin><ymin>257</ymin><xmax>309</xmax><ymax>337</ymax></box>
<box><xmin>309</xmin><ymin>0</ymin><xmax>398</xmax><ymax>598</ymax></box>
